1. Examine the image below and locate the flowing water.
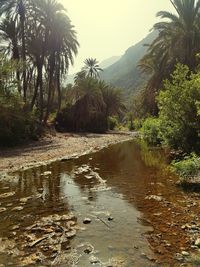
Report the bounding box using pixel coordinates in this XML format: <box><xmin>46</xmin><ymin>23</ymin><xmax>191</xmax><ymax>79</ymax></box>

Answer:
<box><xmin>0</xmin><ymin>140</ymin><xmax>199</xmax><ymax>266</ymax></box>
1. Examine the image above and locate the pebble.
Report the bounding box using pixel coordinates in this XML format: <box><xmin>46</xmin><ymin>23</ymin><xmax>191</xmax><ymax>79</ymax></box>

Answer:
<box><xmin>195</xmin><ymin>238</ymin><xmax>200</xmax><ymax>247</ymax></box>
<box><xmin>0</xmin><ymin>207</ymin><xmax>6</xmax><ymax>213</ymax></box>
<box><xmin>83</xmin><ymin>218</ymin><xmax>91</xmax><ymax>224</ymax></box>
<box><xmin>84</xmin><ymin>246</ymin><xmax>93</xmax><ymax>254</ymax></box>
<box><xmin>181</xmin><ymin>251</ymin><xmax>189</xmax><ymax>257</ymax></box>
<box><xmin>41</xmin><ymin>171</ymin><xmax>52</xmax><ymax>176</ymax></box>
<box><xmin>89</xmin><ymin>256</ymin><xmax>100</xmax><ymax>264</ymax></box>
<box><xmin>12</xmin><ymin>206</ymin><xmax>24</xmax><ymax>211</ymax></box>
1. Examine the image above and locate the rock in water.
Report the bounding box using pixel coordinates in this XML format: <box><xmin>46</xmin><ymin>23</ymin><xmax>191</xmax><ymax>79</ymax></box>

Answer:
<box><xmin>195</xmin><ymin>238</ymin><xmax>200</xmax><ymax>247</ymax></box>
<box><xmin>83</xmin><ymin>218</ymin><xmax>91</xmax><ymax>224</ymax></box>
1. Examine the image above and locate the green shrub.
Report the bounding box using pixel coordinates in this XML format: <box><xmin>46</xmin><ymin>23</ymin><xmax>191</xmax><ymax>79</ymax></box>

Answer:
<box><xmin>158</xmin><ymin>63</ymin><xmax>200</xmax><ymax>153</ymax></box>
<box><xmin>107</xmin><ymin>116</ymin><xmax>118</xmax><ymax>130</ymax></box>
<box><xmin>171</xmin><ymin>153</ymin><xmax>200</xmax><ymax>181</ymax></box>
<box><xmin>140</xmin><ymin>117</ymin><xmax>161</xmax><ymax>145</ymax></box>
<box><xmin>0</xmin><ymin>96</ymin><xmax>41</xmax><ymax>146</ymax></box>
<box><xmin>133</xmin><ymin>118</ymin><xmax>143</xmax><ymax>130</ymax></box>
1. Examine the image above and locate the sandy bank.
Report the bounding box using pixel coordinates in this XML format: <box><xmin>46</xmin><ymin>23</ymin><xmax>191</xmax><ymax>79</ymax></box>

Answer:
<box><xmin>0</xmin><ymin>131</ymin><xmax>135</xmax><ymax>174</ymax></box>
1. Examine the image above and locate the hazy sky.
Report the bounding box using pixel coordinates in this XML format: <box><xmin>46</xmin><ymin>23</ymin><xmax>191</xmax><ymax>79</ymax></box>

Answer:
<box><xmin>60</xmin><ymin>0</ymin><xmax>174</xmax><ymax>74</ymax></box>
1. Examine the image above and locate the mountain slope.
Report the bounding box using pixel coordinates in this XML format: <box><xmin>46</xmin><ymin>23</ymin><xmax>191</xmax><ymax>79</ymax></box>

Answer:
<box><xmin>101</xmin><ymin>31</ymin><xmax>157</xmax><ymax>95</ymax></box>
<box><xmin>99</xmin><ymin>56</ymin><xmax>121</xmax><ymax>69</ymax></box>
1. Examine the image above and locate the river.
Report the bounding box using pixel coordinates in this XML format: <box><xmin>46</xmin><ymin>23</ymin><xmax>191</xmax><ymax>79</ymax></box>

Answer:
<box><xmin>0</xmin><ymin>139</ymin><xmax>199</xmax><ymax>266</ymax></box>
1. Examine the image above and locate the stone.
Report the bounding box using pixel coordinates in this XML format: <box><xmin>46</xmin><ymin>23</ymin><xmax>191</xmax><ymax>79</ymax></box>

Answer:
<box><xmin>12</xmin><ymin>206</ymin><xmax>23</xmax><ymax>211</ymax></box>
<box><xmin>195</xmin><ymin>238</ymin><xmax>200</xmax><ymax>247</ymax></box>
<box><xmin>145</xmin><ymin>195</ymin><xmax>163</xmax><ymax>201</ymax></box>
<box><xmin>84</xmin><ymin>246</ymin><xmax>93</xmax><ymax>254</ymax></box>
<box><xmin>0</xmin><ymin>207</ymin><xmax>6</xmax><ymax>213</ymax></box>
<box><xmin>20</xmin><ymin>197</ymin><xmax>31</xmax><ymax>204</ymax></box>
<box><xmin>89</xmin><ymin>256</ymin><xmax>100</xmax><ymax>264</ymax></box>
<box><xmin>181</xmin><ymin>251</ymin><xmax>189</xmax><ymax>257</ymax></box>
<box><xmin>66</xmin><ymin>230</ymin><xmax>76</xmax><ymax>238</ymax></box>
<box><xmin>41</xmin><ymin>171</ymin><xmax>52</xmax><ymax>176</ymax></box>
<box><xmin>11</xmin><ymin>225</ymin><xmax>20</xmax><ymax>231</ymax></box>
<box><xmin>0</xmin><ymin>192</ymin><xmax>15</xmax><ymax>198</ymax></box>
<box><xmin>83</xmin><ymin>218</ymin><xmax>91</xmax><ymax>224</ymax></box>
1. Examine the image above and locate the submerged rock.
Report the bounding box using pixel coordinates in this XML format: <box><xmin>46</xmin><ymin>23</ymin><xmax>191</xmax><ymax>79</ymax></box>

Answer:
<box><xmin>0</xmin><ymin>207</ymin><xmax>6</xmax><ymax>213</ymax></box>
<box><xmin>41</xmin><ymin>171</ymin><xmax>52</xmax><ymax>176</ymax></box>
<box><xmin>195</xmin><ymin>238</ymin><xmax>200</xmax><ymax>247</ymax></box>
<box><xmin>0</xmin><ymin>192</ymin><xmax>15</xmax><ymax>198</ymax></box>
<box><xmin>12</xmin><ymin>206</ymin><xmax>24</xmax><ymax>211</ymax></box>
<box><xmin>145</xmin><ymin>195</ymin><xmax>163</xmax><ymax>201</ymax></box>
<box><xmin>89</xmin><ymin>256</ymin><xmax>100</xmax><ymax>264</ymax></box>
<box><xmin>181</xmin><ymin>251</ymin><xmax>189</xmax><ymax>257</ymax></box>
<box><xmin>83</xmin><ymin>218</ymin><xmax>92</xmax><ymax>224</ymax></box>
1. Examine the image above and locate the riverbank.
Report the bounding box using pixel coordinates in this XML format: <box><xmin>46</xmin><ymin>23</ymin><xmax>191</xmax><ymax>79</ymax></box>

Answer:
<box><xmin>0</xmin><ymin>131</ymin><xmax>134</xmax><ymax>175</ymax></box>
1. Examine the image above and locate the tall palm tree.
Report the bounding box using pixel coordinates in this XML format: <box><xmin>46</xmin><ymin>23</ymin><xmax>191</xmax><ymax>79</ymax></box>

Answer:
<box><xmin>41</xmin><ymin>2</ymin><xmax>79</xmax><ymax>123</ymax></box>
<box><xmin>138</xmin><ymin>0</ymin><xmax>200</xmax><ymax>115</ymax></box>
<box><xmin>83</xmin><ymin>58</ymin><xmax>103</xmax><ymax>79</ymax></box>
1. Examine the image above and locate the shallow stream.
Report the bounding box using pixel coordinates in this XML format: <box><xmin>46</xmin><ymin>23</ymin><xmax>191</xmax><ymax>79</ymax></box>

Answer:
<box><xmin>0</xmin><ymin>140</ymin><xmax>199</xmax><ymax>266</ymax></box>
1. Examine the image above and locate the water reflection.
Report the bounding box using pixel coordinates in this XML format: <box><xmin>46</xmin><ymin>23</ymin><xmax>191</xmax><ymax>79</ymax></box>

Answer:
<box><xmin>0</xmin><ymin>140</ymin><xmax>195</xmax><ymax>266</ymax></box>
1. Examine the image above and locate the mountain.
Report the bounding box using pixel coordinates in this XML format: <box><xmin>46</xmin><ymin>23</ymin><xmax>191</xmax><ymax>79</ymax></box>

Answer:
<box><xmin>65</xmin><ymin>56</ymin><xmax>121</xmax><ymax>85</ymax></box>
<box><xmin>99</xmin><ymin>56</ymin><xmax>121</xmax><ymax>69</ymax></box>
<box><xmin>101</xmin><ymin>31</ymin><xmax>157</xmax><ymax>96</ymax></box>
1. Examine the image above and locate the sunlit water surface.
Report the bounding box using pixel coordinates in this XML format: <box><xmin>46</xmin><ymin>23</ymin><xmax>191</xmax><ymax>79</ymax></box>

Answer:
<box><xmin>0</xmin><ymin>140</ymin><xmax>193</xmax><ymax>266</ymax></box>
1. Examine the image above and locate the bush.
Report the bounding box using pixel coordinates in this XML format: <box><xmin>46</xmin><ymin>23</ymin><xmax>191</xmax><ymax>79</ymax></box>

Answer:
<box><xmin>107</xmin><ymin>116</ymin><xmax>118</xmax><ymax>130</ymax></box>
<box><xmin>157</xmin><ymin>63</ymin><xmax>200</xmax><ymax>153</ymax></box>
<box><xmin>0</xmin><ymin>96</ymin><xmax>41</xmax><ymax>146</ymax></box>
<box><xmin>140</xmin><ymin>117</ymin><xmax>161</xmax><ymax>145</ymax></box>
<box><xmin>56</xmin><ymin>105</ymin><xmax>107</xmax><ymax>133</ymax></box>
<box><xmin>133</xmin><ymin>118</ymin><xmax>143</xmax><ymax>130</ymax></box>
<box><xmin>171</xmin><ymin>153</ymin><xmax>200</xmax><ymax>181</ymax></box>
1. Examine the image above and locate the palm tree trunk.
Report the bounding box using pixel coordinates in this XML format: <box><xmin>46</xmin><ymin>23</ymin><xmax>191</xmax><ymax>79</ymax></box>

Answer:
<box><xmin>56</xmin><ymin>59</ymin><xmax>62</xmax><ymax>113</ymax></box>
<box><xmin>19</xmin><ymin>0</ymin><xmax>27</xmax><ymax>102</ymax></box>
<box><xmin>33</xmin><ymin>63</ymin><xmax>44</xmax><ymax>122</ymax></box>
<box><xmin>44</xmin><ymin>52</ymin><xmax>55</xmax><ymax>124</ymax></box>
<box><xmin>12</xmin><ymin>38</ymin><xmax>21</xmax><ymax>94</ymax></box>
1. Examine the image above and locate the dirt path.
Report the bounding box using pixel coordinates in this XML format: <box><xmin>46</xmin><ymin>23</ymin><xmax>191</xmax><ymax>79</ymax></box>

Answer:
<box><xmin>0</xmin><ymin>132</ymin><xmax>134</xmax><ymax>174</ymax></box>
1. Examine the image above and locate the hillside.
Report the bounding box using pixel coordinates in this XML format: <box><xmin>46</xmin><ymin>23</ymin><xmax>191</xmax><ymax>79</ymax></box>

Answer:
<box><xmin>101</xmin><ymin>31</ymin><xmax>157</xmax><ymax>96</ymax></box>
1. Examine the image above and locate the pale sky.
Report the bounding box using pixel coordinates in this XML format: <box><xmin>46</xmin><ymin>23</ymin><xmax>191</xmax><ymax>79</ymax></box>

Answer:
<box><xmin>60</xmin><ymin>0</ymin><xmax>174</xmax><ymax>74</ymax></box>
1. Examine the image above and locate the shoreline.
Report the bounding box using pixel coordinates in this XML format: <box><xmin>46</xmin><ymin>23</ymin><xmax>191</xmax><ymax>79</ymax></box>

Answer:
<box><xmin>0</xmin><ymin>131</ymin><xmax>135</xmax><ymax>176</ymax></box>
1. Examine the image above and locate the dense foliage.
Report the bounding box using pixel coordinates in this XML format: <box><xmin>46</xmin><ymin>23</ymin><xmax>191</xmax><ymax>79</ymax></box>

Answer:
<box><xmin>0</xmin><ymin>0</ymin><xmax>79</xmax><ymax>123</ymax></box>
<box><xmin>139</xmin><ymin>0</ymin><xmax>200</xmax><ymax>115</ymax></box>
<box><xmin>171</xmin><ymin>153</ymin><xmax>200</xmax><ymax>182</ymax></box>
<box><xmin>56</xmin><ymin>76</ymin><xmax>125</xmax><ymax>133</ymax></box>
<box><xmin>0</xmin><ymin>56</ymin><xmax>40</xmax><ymax>146</ymax></box>
<box><xmin>140</xmin><ymin>117</ymin><xmax>161</xmax><ymax>146</ymax></box>
<box><xmin>158</xmin><ymin>64</ymin><xmax>200</xmax><ymax>152</ymax></box>
<box><xmin>141</xmin><ymin>64</ymin><xmax>200</xmax><ymax>153</ymax></box>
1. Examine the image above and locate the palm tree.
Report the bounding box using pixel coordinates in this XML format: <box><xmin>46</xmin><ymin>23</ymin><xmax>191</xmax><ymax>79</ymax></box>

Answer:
<box><xmin>67</xmin><ymin>77</ymin><xmax>106</xmax><ymax>131</ymax></box>
<box><xmin>41</xmin><ymin>2</ymin><xmax>79</xmax><ymax>123</ymax></box>
<box><xmin>138</xmin><ymin>0</ymin><xmax>200</xmax><ymax>115</ymax></box>
<box><xmin>83</xmin><ymin>58</ymin><xmax>103</xmax><ymax>79</ymax></box>
<box><xmin>99</xmin><ymin>81</ymin><xmax>126</xmax><ymax>117</ymax></box>
<box><xmin>0</xmin><ymin>0</ymin><xmax>79</xmax><ymax>124</ymax></box>
<box><xmin>74</xmin><ymin>70</ymin><xmax>87</xmax><ymax>84</ymax></box>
